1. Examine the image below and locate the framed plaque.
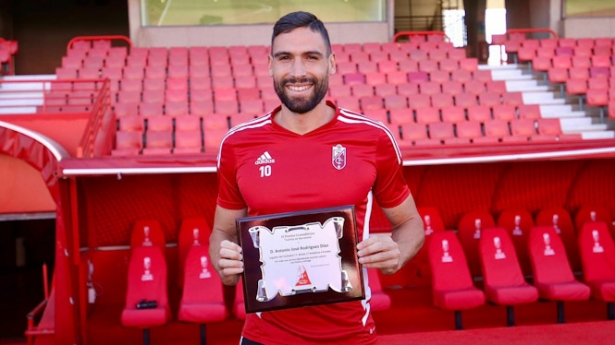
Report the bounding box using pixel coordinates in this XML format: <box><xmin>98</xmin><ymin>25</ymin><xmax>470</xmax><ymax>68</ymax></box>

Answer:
<box><xmin>236</xmin><ymin>205</ymin><xmax>365</xmax><ymax>313</ymax></box>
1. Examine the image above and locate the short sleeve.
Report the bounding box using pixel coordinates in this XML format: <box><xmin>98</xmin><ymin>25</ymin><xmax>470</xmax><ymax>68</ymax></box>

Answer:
<box><xmin>216</xmin><ymin>136</ymin><xmax>247</xmax><ymax>210</ymax></box>
<box><xmin>372</xmin><ymin>129</ymin><xmax>410</xmax><ymax>208</ymax></box>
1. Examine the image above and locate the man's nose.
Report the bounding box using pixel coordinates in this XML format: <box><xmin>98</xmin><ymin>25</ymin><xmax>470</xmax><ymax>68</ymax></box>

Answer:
<box><xmin>290</xmin><ymin>59</ymin><xmax>307</xmax><ymax>77</ymax></box>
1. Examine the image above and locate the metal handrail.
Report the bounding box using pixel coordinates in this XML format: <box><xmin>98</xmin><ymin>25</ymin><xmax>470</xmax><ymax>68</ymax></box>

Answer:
<box><xmin>67</xmin><ymin>35</ymin><xmax>133</xmax><ymax>51</ymax></box>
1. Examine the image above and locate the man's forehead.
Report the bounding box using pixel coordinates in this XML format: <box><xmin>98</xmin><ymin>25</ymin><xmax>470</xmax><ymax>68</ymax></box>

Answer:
<box><xmin>272</xmin><ymin>27</ymin><xmax>328</xmax><ymax>54</ymax></box>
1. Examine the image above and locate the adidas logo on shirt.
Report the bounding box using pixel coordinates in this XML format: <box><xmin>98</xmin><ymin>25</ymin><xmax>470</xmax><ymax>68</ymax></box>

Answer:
<box><xmin>255</xmin><ymin>151</ymin><xmax>275</xmax><ymax>165</ymax></box>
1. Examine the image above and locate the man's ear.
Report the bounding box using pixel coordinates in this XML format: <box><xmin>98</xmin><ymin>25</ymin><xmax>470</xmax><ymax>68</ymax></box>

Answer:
<box><xmin>268</xmin><ymin>54</ymin><xmax>273</xmax><ymax>76</ymax></box>
<box><xmin>329</xmin><ymin>52</ymin><xmax>336</xmax><ymax>75</ymax></box>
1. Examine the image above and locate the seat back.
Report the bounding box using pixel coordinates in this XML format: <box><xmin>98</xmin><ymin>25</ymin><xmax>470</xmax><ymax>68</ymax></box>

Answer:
<box><xmin>536</xmin><ymin>207</ymin><xmax>580</xmax><ymax>272</ymax></box>
<box><xmin>130</xmin><ymin>219</ymin><xmax>166</xmax><ymax>254</ymax></box>
<box><xmin>179</xmin><ymin>244</ymin><xmax>227</xmax><ymax>322</ymax></box>
<box><xmin>529</xmin><ymin>226</ymin><xmax>575</xmax><ymax>284</ymax></box>
<box><xmin>574</xmin><ymin>205</ymin><xmax>613</xmax><ymax>238</ymax></box>
<box><xmin>457</xmin><ymin>210</ymin><xmax>496</xmax><ymax>277</ymax></box>
<box><xmin>497</xmin><ymin>208</ymin><xmax>534</xmax><ymax>275</ymax></box>
<box><xmin>429</xmin><ymin>231</ymin><xmax>474</xmax><ymax>291</ymax></box>
<box><xmin>178</xmin><ymin>217</ymin><xmax>213</xmax><ymax>287</ymax></box>
<box><xmin>124</xmin><ymin>246</ymin><xmax>169</xmax><ymax>312</ymax></box>
<box><xmin>480</xmin><ymin>228</ymin><xmax>526</xmax><ymax>288</ymax></box>
<box><xmin>578</xmin><ymin>222</ymin><xmax>615</xmax><ymax>283</ymax></box>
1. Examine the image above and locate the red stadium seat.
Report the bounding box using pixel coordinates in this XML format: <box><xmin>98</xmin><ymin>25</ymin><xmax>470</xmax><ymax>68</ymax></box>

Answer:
<box><xmin>143</xmin><ymin>130</ymin><xmax>173</xmax><ymax>155</ymax></box>
<box><xmin>363</xmin><ymin>109</ymin><xmax>388</xmax><ymax>123</ymax></box>
<box><xmin>510</xmin><ymin>118</ymin><xmax>537</xmax><ymax>140</ymax></box>
<box><xmin>140</xmin><ymin>102</ymin><xmax>164</xmax><ymax>117</ymax></box>
<box><xmin>343</xmin><ymin>72</ymin><xmax>366</xmax><ymax>85</ymax></box>
<box><xmin>529</xmin><ymin>226</ymin><xmax>591</xmax><ymax>323</ymax></box>
<box><xmin>374</xmin><ymin>83</ymin><xmax>397</xmax><ymax>97</ymax></box>
<box><xmin>384</xmin><ymin>94</ymin><xmax>407</xmax><ymax>109</ymax></box>
<box><xmin>497</xmin><ymin>209</ymin><xmax>535</xmax><ymax>276</ymax></box>
<box><xmin>408</xmin><ymin>94</ymin><xmax>431</xmax><ymax>109</ymax></box>
<box><xmin>459</xmin><ymin>58</ymin><xmax>479</xmax><ymax>71</ymax></box>
<box><xmin>483</xmin><ymin>119</ymin><xmax>510</xmax><ymax>141</ymax></box>
<box><xmin>479</xmin><ymin>228</ymin><xmax>539</xmax><ymax>326</ymax></box>
<box><xmin>174</xmin><ymin>130</ymin><xmax>203</xmax><ymax>154</ymax></box>
<box><xmin>518</xmin><ymin>104</ymin><xmax>541</xmax><ymax>119</ymax></box>
<box><xmin>396</xmin><ymin>82</ymin><xmax>419</xmax><ymax>96</ymax></box>
<box><xmin>389</xmin><ymin>108</ymin><xmax>414</xmax><ymax>125</ymax></box>
<box><xmin>147</xmin><ymin>116</ymin><xmax>173</xmax><ymax>131</ymax></box>
<box><xmin>114</xmin><ymin>102</ymin><xmax>139</xmax><ymax>118</ymax></box>
<box><xmin>429</xmin><ymin>231</ymin><xmax>486</xmax><ymax>330</ymax></box>
<box><xmin>464</xmin><ymin>80</ymin><xmax>486</xmax><ymax>95</ymax></box>
<box><xmin>473</xmin><ymin>70</ymin><xmax>493</xmax><ymax>82</ymax></box>
<box><xmin>478</xmin><ymin>92</ymin><xmax>502</xmax><ymax>107</ymax></box>
<box><xmin>502</xmin><ymin>92</ymin><xmax>524</xmax><ymax>106</ymax></box>
<box><xmin>455</xmin><ymin>93</ymin><xmax>478</xmax><ymax>108</ymax></box>
<box><xmin>535</xmin><ymin>208</ymin><xmax>580</xmax><ymax>272</ymax></box>
<box><xmin>578</xmin><ymin>221</ymin><xmax>615</xmax><ymax>320</ymax></box>
<box><xmin>451</xmin><ymin>70</ymin><xmax>473</xmax><ymax>83</ymax></box>
<box><xmin>456</xmin><ymin>120</ymin><xmax>483</xmax><ymax>141</ymax></box>
<box><xmin>386</xmin><ymin>71</ymin><xmax>409</xmax><ymax>85</ymax></box>
<box><xmin>440</xmin><ymin>106</ymin><xmax>466</xmax><ymax>122</ymax></box>
<box><xmin>537</xmin><ymin>118</ymin><xmax>563</xmax><ymax>136</ymax></box>
<box><xmin>439</xmin><ymin>59</ymin><xmax>460</xmax><ymax>73</ymax></box>
<box><xmin>415</xmin><ymin>107</ymin><xmax>440</xmax><ymax>124</ymax></box>
<box><xmin>429</xmin><ymin>121</ymin><xmax>455</xmax><ymax>141</ymax></box>
<box><xmin>418</xmin><ymin>60</ymin><xmax>439</xmax><ymax>73</ymax></box>
<box><xmin>119</xmin><ymin>116</ymin><xmax>145</xmax><ymax>131</ymax></box>
<box><xmin>121</xmin><ymin>245</ymin><xmax>170</xmax><ymax>345</ymax></box>
<box><xmin>431</xmin><ymin>93</ymin><xmax>455</xmax><ymax>108</ymax></box>
<box><xmin>419</xmin><ymin>81</ymin><xmax>441</xmax><ymax>95</ymax></box>
<box><xmin>178</xmin><ymin>244</ymin><xmax>228</xmax><ymax>336</ymax></box>
<box><xmin>175</xmin><ymin>116</ymin><xmax>201</xmax><ymax>131</ymax></box>
<box><xmin>441</xmin><ymin>80</ymin><xmax>464</xmax><ymax>95</ymax></box>
<box><xmin>360</xmin><ymin>95</ymin><xmax>384</xmax><ymax>111</ymax></box>
<box><xmin>352</xmin><ymin>84</ymin><xmax>374</xmax><ymax>98</ymax></box>
<box><xmin>467</xmin><ymin>105</ymin><xmax>492</xmax><ymax>122</ymax></box>
<box><xmin>574</xmin><ymin>206</ymin><xmax>614</xmax><ymax>239</ymax></box>
<box><xmin>400</xmin><ymin>123</ymin><xmax>428</xmax><ymax>142</ymax></box>
<box><xmin>430</xmin><ymin>70</ymin><xmax>451</xmax><ymax>84</ymax></box>
<box><xmin>113</xmin><ymin>130</ymin><xmax>142</xmax><ymax>156</ymax></box>
<box><xmin>407</xmin><ymin>71</ymin><xmax>429</xmax><ymax>83</ymax></box>
<box><xmin>492</xmin><ymin>105</ymin><xmax>516</xmax><ymax>121</ymax></box>
<box><xmin>365</xmin><ymin>72</ymin><xmax>386</xmax><ymax>86</ymax></box>
<box><xmin>377</xmin><ymin>60</ymin><xmax>398</xmax><ymax>74</ymax></box>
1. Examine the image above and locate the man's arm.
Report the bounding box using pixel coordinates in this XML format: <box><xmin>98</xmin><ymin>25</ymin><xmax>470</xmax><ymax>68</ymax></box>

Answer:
<box><xmin>209</xmin><ymin>205</ymin><xmax>247</xmax><ymax>286</ymax></box>
<box><xmin>356</xmin><ymin>195</ymin><xmax>424</xmax><ymax>274</ymax></box>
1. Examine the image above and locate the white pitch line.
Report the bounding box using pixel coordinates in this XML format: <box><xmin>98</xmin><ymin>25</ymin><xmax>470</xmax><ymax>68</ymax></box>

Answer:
<box><xmin>157</xmin><ymin>0</ymin><xmax>174</xmax><ymax>26</ymax></box>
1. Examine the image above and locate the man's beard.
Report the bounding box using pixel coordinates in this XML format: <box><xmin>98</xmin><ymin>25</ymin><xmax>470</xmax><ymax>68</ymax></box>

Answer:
<box><xmin>274</xmin><ymin>76</ymin><xmax>329</xmax><ymax>114</ymax></box>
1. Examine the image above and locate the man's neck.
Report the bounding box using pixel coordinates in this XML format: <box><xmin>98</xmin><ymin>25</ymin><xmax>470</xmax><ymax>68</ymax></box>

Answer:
<box><xmin>275</xmin><ymin>101</ymin><xmax>335</xmax><ymax>135</ymax></box>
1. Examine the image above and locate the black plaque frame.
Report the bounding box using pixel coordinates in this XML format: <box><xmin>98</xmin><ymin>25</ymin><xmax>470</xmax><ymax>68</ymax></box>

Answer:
<box><xmin>236</xmin><ymin>205</ymin><xmax>364</xmax><ymax>314</ymax></box>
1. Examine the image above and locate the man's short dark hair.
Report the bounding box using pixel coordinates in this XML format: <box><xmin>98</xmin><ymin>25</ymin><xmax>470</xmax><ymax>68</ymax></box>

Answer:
<box><xmin>271</xmin><ymin>11</ymin><xmax>331</xmax><ymax>55</ymax></box>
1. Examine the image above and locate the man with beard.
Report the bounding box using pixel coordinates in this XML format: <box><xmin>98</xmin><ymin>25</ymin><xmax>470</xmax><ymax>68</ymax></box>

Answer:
<box><xmin>210</xmin><ymin>11</ymin><xmax>424</xmax><ymax>345</ymax></box>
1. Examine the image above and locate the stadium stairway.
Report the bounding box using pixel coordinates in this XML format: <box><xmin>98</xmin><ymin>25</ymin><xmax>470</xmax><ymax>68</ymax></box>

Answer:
<box><xmin>0</xmin><ymin>74</ymin><xmax>56</xmax><ymax>114</ymax></box>
<box><xmin>483</xmin><ymin>63</ymin><xmax>615</xmax><ymax>139</ymax></box>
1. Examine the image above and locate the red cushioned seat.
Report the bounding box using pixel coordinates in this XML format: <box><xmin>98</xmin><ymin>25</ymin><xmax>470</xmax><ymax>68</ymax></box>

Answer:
<box><xmin>367</xmin><ymin>268</ymin><xmax>391</xmax><ymax>311</ymax></box>
<box><xmin>497</xmin><ymin>209</ymin><xmax>534</xmax><ymax>276</ymax></box>
<box><xmin>479</xmin><ymin>228</ymin><xmax>538</xmax><ymax>326</ymax></box>
<box><xmin>578</xmin><ymin>221</ymin><xmax>615</xmax><ymax>320</ymax></box>
<box><xmin>529</xmin><ymin>226</ymin><xmax>591</xmax><ymax>323</ymax></box>
<box><xmin>458</xmin><ymin>211</ymin><xmax>496</xmax><ymax>277</ymax></box>
<box><xmin>535</xmin><ymin>208</ymin><xmax>580</xmax><ymax>272</ymax></box>
<box><xmin>179</xmin><ymin>244</ymin><xmax>228</xmax><ymax>325</ymax></box>
<box><xmin>121</xmin><ymin>246</ymin><xmax>170</xmax><ymax>333</ymax></box>
<box><xmin>574</xmin><ymin>205</ymin><xmax>614</xmax><ymax>239</ymax></box>
<box><xmin>429</xmin><ymin>231</ymin><xmax>486</xmax><ymax>329</ymax></box>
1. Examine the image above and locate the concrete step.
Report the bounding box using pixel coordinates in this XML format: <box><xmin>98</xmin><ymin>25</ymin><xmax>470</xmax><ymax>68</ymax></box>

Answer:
<box><xmin>505</xmin><ymin>79</ymin><xmax>549</xmax><ymax>92</ymax></box>
<box><xmin>0</xmin><ymin>81</ymin><xmax>51</xmax><ymax>91</ymax></box>
<box><xmin>491</xmin><ymin>69</ymin><xmax>532</xmax><ymax>81</ymax></box>
<box><xmin>522</xmin><ymin>91</ymin><xmax>564</xmax><ymax>104</ymax></box>
<box><xmin>539</xmin><ymin>105</ymin><xmax>586</xmax><ymax>118</ymax></box>
<box><xmin>0</xmin><ymin>106</ymin><xmax>38</xmax><ymax>114</ymax></box>
<box><xmin>0</xmin><ymin>99</ymin><xmax>43</xmax><ymax>106</ymax></box>
<box><xmin>560</xmin><ymin>117</ymin><xmax>608</xmax><ymax>132</ymax></box>
<box><xmin>0</xmin><ymin>92</ymin><xmax>44</xmax><ymax>100</ymax></box>
<box><xmin>581</xmin><ymin>131</ymin><xmax>615</xmax><ymax>139</ymax></box>
<box><xmin>0</xmin><ymin>74</ymin><xmax>56</xmax><ymax>81</ymax></box>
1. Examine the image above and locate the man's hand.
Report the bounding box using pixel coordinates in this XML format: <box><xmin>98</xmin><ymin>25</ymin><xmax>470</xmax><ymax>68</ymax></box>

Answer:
<box><xmin>216</xmin><ymin>239</ymin><xmax>244</xmax><ymax>286</ymax></box>
<box><xmin>356</xmin><ymin>234</ymin><xmax>402</xmax><ymax>275</ymax></box>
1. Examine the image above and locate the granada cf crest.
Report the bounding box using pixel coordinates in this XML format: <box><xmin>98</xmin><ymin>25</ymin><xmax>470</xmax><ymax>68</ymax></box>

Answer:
<box><xmin>332</xmin><ymin>144</ymin><xmax>347</xmax><ymax>170</ymax></box>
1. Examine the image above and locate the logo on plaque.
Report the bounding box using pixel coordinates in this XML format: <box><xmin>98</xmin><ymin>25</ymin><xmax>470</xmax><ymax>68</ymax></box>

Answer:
<box><xmin>332</xmin><ymin>144</ymin><xmax>347</xmax><ymax>170</ymax></box>
<box><xmin>296</xmin><ymin>265</ymin><xmax>312</xmax><ymax>286</ymax></box>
